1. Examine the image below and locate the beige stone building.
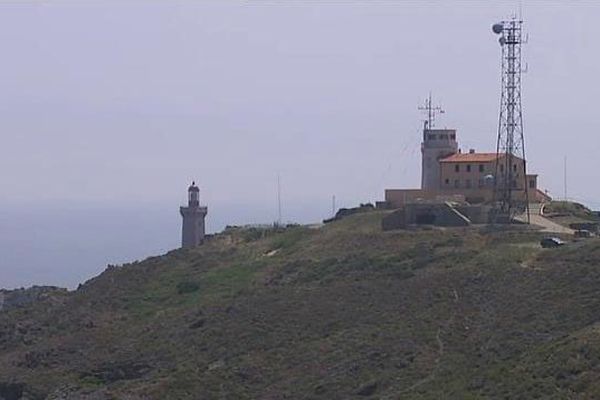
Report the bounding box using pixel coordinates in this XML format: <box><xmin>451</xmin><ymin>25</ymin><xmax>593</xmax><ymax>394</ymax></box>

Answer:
<box><xmin>384</xmin><ymin>128</ymin><xmax>550</xmax><ymax>209</ymax></box>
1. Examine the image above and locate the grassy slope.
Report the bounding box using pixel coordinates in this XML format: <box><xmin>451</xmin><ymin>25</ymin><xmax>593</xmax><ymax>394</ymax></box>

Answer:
<box><xmin>1</xmin><ymin>211</ymin><xmax>600</xmax><ymax>399</ymax></box>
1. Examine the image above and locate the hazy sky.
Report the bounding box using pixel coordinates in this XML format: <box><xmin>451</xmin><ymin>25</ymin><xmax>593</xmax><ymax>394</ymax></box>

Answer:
<box><xmin>1</xmin><ymin>1</ymin><xmax>599</xmax><ymax>288</ymax></box>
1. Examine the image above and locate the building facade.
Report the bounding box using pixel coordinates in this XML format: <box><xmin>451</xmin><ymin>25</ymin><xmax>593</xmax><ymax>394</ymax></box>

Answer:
<box><xmin>438</xmin><ymin>151</ymin><xmax>539</xmax><ymax>203</ymax></box>
<box><xmin>384</xmin><ymin>126</ymin><xmax>550</xmax><ymax>209</ymax></box>
<box><xmin>421</xmin><ymin>129</ymin><xmax>458</xmax><ymax>190</ymax></box>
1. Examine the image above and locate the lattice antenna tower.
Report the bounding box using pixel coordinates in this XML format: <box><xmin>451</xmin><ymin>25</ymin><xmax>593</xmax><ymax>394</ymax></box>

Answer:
<box><xmin>492</xmin><ymin>18</ymin><xmax>530</xmax><ymax>223</ymax></box>
<box><xmin>418</xmin><ymin>92</ymin><xmax>444</xmax><ymax>130</ymax></box>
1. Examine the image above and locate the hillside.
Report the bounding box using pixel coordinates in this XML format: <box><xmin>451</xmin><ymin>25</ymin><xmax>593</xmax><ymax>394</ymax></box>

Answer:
<box><xmin>0</xmin><ymin>287</ymin><xmax>66</xmax><ymax>313</ymax></box>
<box><xmin>543</xmin><ymin>201</ymin><xmax>600</xmax><ymax>229</ymax></box>
<box><xmin>1</xmin><ymin>211</ymin><xmax>600</xmax><ymax>399</ymax></box>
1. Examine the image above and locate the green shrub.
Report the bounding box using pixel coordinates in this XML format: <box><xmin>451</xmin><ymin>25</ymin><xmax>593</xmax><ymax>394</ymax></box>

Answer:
<box><xmin>79</xmin><ymin>375</ymin><xmax>104</xmax><ymax>387</ymax></box>
<box><xmin>271</xmin><ymin>227</ymin><xmax>312</xmax><ymax>250</ymax></box>
<box><xmin>176</xmin><ymin>281</ymin><xmax>200</xmax><ymax>294</ymax></box>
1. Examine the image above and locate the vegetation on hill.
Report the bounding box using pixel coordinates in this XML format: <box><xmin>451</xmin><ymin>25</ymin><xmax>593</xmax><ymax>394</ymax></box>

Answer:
<box><xmin>0</xmin><ymin>287</ymin><xmax>67</xmax><ymax>312</ymax></box>
<box><xmin>1</xmin><ymin>211</ymin><xmax>600</xmax><ymax>399</ymax></box>
<box><xmin>543</xmin><ymin>201</ymin><xmax>600</xmax><ymax>230</ymax></box>
<box><xmin>544</xmin><ymin>201</ymin><xmax>597</xmax><ymax>218</ymax></box>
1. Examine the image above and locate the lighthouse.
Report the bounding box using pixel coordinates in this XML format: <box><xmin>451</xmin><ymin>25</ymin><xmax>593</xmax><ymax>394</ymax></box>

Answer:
<box><xmin>179</xmin><ymin>182</ymin><xmax>208</xmax><ymax>248</ymax></box>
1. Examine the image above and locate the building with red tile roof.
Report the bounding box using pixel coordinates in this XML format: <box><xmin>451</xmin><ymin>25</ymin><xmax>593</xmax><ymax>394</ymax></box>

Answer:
<box><xmin>384</xmin><ymin>129</ymin><xmax>550</xmax><ymax>208</ymax></box>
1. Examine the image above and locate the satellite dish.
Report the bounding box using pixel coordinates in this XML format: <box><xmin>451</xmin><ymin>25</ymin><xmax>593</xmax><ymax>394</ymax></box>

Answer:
<box><xmin>499</xmin><ymin>37</ymin><xmax>506</xmax><ymax>46</ymax></box>
<box><xmin>492</xmin><ymin>23</ymin><xmax>503</xmax><ymax>34</ymax></box>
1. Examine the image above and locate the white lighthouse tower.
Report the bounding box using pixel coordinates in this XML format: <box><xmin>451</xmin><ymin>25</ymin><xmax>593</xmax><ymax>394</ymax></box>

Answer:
<box><xmin>179</xmin><ymin>182</ymin><xmax>207</xmax><ymax>248</ymax></box>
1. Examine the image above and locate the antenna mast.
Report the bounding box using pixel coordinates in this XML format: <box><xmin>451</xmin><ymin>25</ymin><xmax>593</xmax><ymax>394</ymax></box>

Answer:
<box><xmin>277</xmin><ymin>173</ymin><xmax>282</xmax><ymax>226</ymax></box>
<box><xmin>418</xmin><ymin>92</ymin><xmax>444</xmax><ymax>131</ymax></box>
<box><xmin>491</xmin><ymin>18</ymin><xmax>530</xmax><ymax>223</ymax></box>
<box><xmin>564</xmin><ymin>156</ymin><xmax>568</xmax><ymax>201</ymax></box>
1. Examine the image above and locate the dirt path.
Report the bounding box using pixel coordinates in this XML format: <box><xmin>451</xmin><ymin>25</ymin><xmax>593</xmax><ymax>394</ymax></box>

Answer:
<box><xmin>516</xmin><ymin>203</ymin><xmax>575</xmax><ymax>234</ymax></box>
<box><xmin>397</xmin><ymin>288</ymin><xmax>459</xmax><ymax>395</ymax></box>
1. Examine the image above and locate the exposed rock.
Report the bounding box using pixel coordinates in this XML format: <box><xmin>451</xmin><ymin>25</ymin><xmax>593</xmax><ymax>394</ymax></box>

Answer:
<box><xmin>82</xmin><ymin>362</ymin><xmax>151</xmax><ymax>384</ymax></box>
<box><xmin>323</xmin><ymin>203</ymin><xmax>375</xmax><ymax>223</ymax></box>
<box><xmin>189</xmin><ymin>319</ymin><xmax>205</xmax><ymax>329</ymax></box>
<box><xmin>208</xmin><ymin>360</ymin><xmax>225</xmax><ymax>371</ymax></box>
<box><xmin>356</xmin><ymin>381</ymin><xmax>378</xmax><ymax>396</ymax></box>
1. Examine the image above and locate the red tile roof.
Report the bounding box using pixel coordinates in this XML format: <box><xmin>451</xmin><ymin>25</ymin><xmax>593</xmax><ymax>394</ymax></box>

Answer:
<box><xmin>440</xmin><ymin>152</ymin><xmax>501</xmax><ymax>163</ymax></box>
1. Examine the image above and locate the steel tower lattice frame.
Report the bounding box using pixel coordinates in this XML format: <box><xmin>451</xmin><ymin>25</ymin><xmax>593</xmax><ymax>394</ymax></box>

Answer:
<box><xmin>493</xmin><ymin>18</ymin><xmax>530</xmax><ymax>224</ymax></box>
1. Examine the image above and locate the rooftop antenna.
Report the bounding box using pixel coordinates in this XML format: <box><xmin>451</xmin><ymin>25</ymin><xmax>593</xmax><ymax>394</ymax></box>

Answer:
<box><xmin>518</xmin><ymin>0</ymin><xmax>523</xmax><ymax>21</ymax></box>
<box><xmin>418</xmin><ymin>92</ymin><xmax>444</xmax><ymax>131</ymax></box>
<box><xmin>491</xmin><ymin>16</ymin><xmax>530</xmax><ymax>224</ymax></box>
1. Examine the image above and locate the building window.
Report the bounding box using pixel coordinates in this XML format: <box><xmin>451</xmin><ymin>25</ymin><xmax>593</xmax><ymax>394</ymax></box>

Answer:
<box><xmin>428</xmin><ymin>134</ymin><xmax>437</xmax><ymax>140</ymax></box>
<box><xmin>529</xmin><ymin>179</ymin><xmax>536</xmax><ymax>189</ymax></box>
<box><xmin>466</xmin><ymin>179</ymin><xmax>472</xmax><ymax>188</ymax></box>
<box><xmin>455</xmin><ymin>164</ymin><xmax>460</xmax><ymax>173</ymax></box>
<box><xmin>466</xmin><ymin>164</ymin><xmax>472</xmax><ymax>172</ymax></box>
<box><xmin>454</xmin><ymin>179</ymin><xmax>460</xmax><ymax>188</ymax></box>
<box><xmin>440</xmin><ymin>134</ymin><xmax>448</xmax><ymax>139</ymax></box>
<box><xmin>450</xmin><ymin>134</ymin><xmax>456</xmax><ymax>140</ymax></box>
<box><xmin>500</xmin><ymin>164</ymin><xmax>504</xmax><ymax>173</ymax></box>
<box><xmin>445</xmin><ymin>178</ymin><xmax>450</xmax><ymax>185</ymax></box>
<box><xmin>479</xmin><ymin>164</ymin><xmax>484</xmax><ymax>172</ymax></box>
<box><xmin>513</xmin><ymin>164</ymin><xmax>518</xmax><ymax>172</ymax></box>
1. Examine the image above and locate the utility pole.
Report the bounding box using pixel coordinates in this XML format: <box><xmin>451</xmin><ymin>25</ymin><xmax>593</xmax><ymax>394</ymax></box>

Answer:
<box><xmin>277</xmin><ymin>173</ymin><xmax>282</xmax><ymax>226</ymax></box>
<box><xmin>564</xmin><ymin>156</ymin><xmax>568</xmax><ymax>201</ymax></box>
<box><xmin>332</xmin><ymin>195</ymin><xmax>336</xmax><ymax>218</ymax></box>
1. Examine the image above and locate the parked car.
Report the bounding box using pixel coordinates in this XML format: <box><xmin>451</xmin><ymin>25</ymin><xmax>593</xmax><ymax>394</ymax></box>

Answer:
<box><xmin>540</xmin><ymin>237</ymin><xmax>566</xmax><ymax>248</ymax></box>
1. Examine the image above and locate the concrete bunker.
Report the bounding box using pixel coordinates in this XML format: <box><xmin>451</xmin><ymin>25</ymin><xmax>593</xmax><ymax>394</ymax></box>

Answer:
<box><xmin>382</xmin><ymin>200</ymin><xmax>492</xmax><ymax>231</ymax></box>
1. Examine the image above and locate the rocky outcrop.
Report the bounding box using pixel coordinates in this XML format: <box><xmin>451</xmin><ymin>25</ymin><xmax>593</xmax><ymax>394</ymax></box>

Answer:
<box><xmin>323</xmin><ymin>203</ymin><xmax>375</xmax><ymax>223</ymax></box>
